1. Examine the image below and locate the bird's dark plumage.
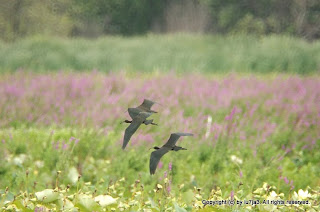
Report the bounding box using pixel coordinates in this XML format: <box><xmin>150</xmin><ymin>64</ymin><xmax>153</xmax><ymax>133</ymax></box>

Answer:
<box><xmin>135</xmin><ymin>99</ymin><xmax>158</xmax><ymax>114</ymax></box>
<box><xmin>149</xmin><ymin>132</ymin><xmax>193</xmax><ymax>175</ymax></box>
<box><xmin>150</xmin><ymin>148</ymin><xmax>169</xmax><ymax>175</ymax></box>
<box><xmin>122</xmin><ymin>112</ymin><xmax>152</xmax><ymax>150</ymax></box>
<box><xmin>125</xmin><ymin>99</ymin><xmax>158</xmax><ymax>125</ymax></box>
<box><xmin>164</xmin><ymin>133</ymin><xmax>194</xmax><ymax>148</ymax></box>
<box><xmin>138</xmin><ymin>99</ymin><xmax>156</xmax><ymax>111</ymax></box>
<box><xmin>128</xmin><ymin>108</ymin><xmax>141</xmax><ymax>119</ymax></box>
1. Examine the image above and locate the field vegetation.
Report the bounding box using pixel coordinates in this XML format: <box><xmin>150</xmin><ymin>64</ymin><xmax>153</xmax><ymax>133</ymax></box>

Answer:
<box><xmin>1</xmin><ymin>1</ymin><xmax>320</xmax><ymax>211</ymax></box>
<box><xmin>0</xmin><ymin>35</ymin><xmax>319</xmax><ymax>74</ymax></box>
<box><xmin>0</xmin><ymin>72</ymin><xmax>319</xmax><ymax>211</ymax></box>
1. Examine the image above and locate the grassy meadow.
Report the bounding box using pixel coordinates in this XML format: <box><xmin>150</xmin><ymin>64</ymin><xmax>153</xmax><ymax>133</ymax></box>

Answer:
<box><xmin>0</xmin><ymin>34</ymin><xmax>320</xmax><ymax>74</ymax></box>
<box><xmin>0</xmin><ymin>35</ymin><xmax>320</xmax><ymax>211</ymax></box>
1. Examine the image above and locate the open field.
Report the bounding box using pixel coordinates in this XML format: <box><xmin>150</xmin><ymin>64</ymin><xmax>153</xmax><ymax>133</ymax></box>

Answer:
<box><xmin>0</xmin><ymin>72</ymin><xmax>319</xmax><ymax>211</ymax></box>
<box><xmin>0</xmin><ymin>35</ymin><xmax>320</xmax><ymax>74</ymax></box>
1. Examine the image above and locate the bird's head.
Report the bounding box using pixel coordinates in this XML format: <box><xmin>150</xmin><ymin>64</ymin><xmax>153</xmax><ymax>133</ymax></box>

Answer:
<box><xmin>120</xmin><ymin>120</ymin><xmax>132</xmax><ymax>124</ymax></box>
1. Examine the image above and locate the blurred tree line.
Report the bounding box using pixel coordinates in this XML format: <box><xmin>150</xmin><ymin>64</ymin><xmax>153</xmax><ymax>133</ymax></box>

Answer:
<box><xmin>1</xmin><ymin>0</ymin><xmax>319</xmax><ymax>41</ymax></box>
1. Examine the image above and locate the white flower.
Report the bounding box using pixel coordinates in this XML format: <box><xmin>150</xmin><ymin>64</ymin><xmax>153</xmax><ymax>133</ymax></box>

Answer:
<box><xmin>230</xmin><ymin>155</ymin><xmax>243</xmax><ymax>164</ymax></box>
<box><xmin>13</xmin><ymin>154</ymin><xmax>27</xmax><ymax>166</ymax></box>
<box><xmin>267</xmin><ymin>191</ymin><xmax>283</xmax><ymax>200</ymax></box>
<box><xmin>205</xmin><ymin>115</ymin><xmax>212</xmax><ymax>139</ymax></box>
<box><xmin>35</xmin><ymin>160</ymin><xmax>44</xmax><ymax>168</ymax></box>
<box><xmin>67</xmin><ymin>167</ymin><xmax>79</xmax><ymax>184</ymax></box>
<box><xmin>269</xmin><ymin>191</ymin><xmax>278</xmax><ymax>198</ymax></box>
<box><xmin>264</xmin><ymin>191</ymin><xmax>283</xmax><ymax>211</ymax></box>
<box><xmin>293</xmin><ymin>189</ymin><xmax>311</xmax><ymax>200</ymax></box>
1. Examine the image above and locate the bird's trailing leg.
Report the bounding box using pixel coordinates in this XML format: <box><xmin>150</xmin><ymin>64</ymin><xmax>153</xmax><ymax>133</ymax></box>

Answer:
<box><xmin>120</xmin><ymin>120</ymin><xmax>132</xmax><ymax>124</ymax></box>
<box><xmin>172</xmin><ymin>146</ymin><xmax>187</xmax><ymax>151</ymax></box>
<box><xmin>143</xmin><ymin>119</ymin><xmax>158</xmax><ymax>126</ymax></box>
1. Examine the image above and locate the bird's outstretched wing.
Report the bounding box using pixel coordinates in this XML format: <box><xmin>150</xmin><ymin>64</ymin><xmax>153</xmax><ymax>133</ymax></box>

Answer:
<box><xmin>122</xmin><ymin>112</ymin><xmax>152</xmax><ymax>149</ymax></box>
<box><xmin>163</xmin><ymin>133</ymin><xmax>193</xmax><ymax>148</ymax></box>
<box><xmin>149</xmin><ymin>148</ymin><xmax>169</xmax><ymax>175</ymax></box>
<box><xmin>128</xmin><ymin>107</ymin><xmax>141</xmax><ymax>119</ymax></box>
<box><xmin>139</xmin><ymin>99</ymin><xmax>156</xmax><ymax>110</ymax></box>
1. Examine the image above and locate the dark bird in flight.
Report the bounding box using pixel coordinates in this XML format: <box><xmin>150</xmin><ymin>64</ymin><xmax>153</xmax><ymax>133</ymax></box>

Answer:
<box><xmin>121</xmin><ymin>99</ymin><xmax>159</xmax><ymax>125</ymax></box>
<box><xmin>149</xmin><ymin>132</ymin><xmax>193</xmax><ymax>175</ymax></box>
<box><xmin>122</xmin><ymin>112</ymin><xmax>153</xmax><ymax>150</ymax></box>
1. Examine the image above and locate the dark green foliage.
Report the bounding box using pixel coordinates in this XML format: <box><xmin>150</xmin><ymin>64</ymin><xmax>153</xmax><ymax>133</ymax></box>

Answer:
<box><xmin>0</xmin><ymin>0</ymin><xmax>319</xmax><ymax>40</ymax></box>
<box><xmin>73</xmin><ymin>0</ymin><xmax>168</xmax><ymax>35</ymax></box>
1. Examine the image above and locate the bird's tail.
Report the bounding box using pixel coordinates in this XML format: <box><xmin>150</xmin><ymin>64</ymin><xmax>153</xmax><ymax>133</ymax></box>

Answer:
<box><xmin>175</xmin><ymin>146</ymin><xmax>187</xmax><ymax>151</ymax></box>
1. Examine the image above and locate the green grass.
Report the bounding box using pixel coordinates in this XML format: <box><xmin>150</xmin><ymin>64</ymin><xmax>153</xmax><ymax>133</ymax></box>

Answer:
<box><xmin>0</xmin><ymin>127</ymin><xmax>319</xmax><ymax>211</ymax></box>
<box><xmin>0</xmin><ymin>34</ymin><xmax>319</xmax><ymax>74</ymax></box>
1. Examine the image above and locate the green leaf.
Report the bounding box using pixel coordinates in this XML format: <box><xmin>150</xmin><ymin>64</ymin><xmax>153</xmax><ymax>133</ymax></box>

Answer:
<box><xmin>0</xmin><ymin>192</ymin><xmax>14</xmax><ymax>205</ymax></box>
<box><xmin>182</xmin><ymin>190</ymin><xmax>194</xmax><ymax>205</ymax></box>
<box><xmin>77</xmin><ymin>194</ymin><xmax>100</xmax><ymax>211</ymax></box>
<box><xmin>94</xmin><ymin>195</ymin><xmax>117</xmax><ymax>207</ymax></box>
<box><xmin>35</xmin><ymin>189</ymin><xmax>60</xmax><ymax>203</ymax></box>
<box><xmin>174</xmin><ymin>202</ymin><xmax>187</xmax><ymax>212</ymax></box>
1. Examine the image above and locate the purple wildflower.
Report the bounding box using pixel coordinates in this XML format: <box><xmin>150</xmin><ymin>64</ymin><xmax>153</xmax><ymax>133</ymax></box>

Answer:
<box><xmin>62</xmin><ymin>141</ymin><xmax>68</xmax><ymax>150</ymax></box>
<box><xmin>283</xmin><ymin>177</ymin><xmax>289</xmax><ymax>184</ymax></box>
<box><xmin>168</xmin><ymin>162</ymin><xmax>172</xmax><ymax>171</ymax></box>
<box><xmin>230</xmin><ymin>190</ymin><xmax>234</xmax><ymax>200</ymax></box>
<box><xmin>225</xmin><ymin>107</ymin><xmax>237</xmax><ymax>121</ymax></box>
<box><xmin>158</xmin><ymin>161</ymin><xmax>163</xmax><ymax>169</ymax></box>
<box><xmin>167</xmin><ymin>185</ymin><xmax>171</xmax><ymax>193</ymax></box>
<box><xmin>55</xmin><ymin>141</ymin><xmax>60</xmax><ymax>150</ymax></box>
<box><xmin>164</xmin><ymin>171</ymin><xmax>167</xmax><ymax>178</ymax></box>
<box><xmin>290</xmin><ymin>180</ymin><xmax>294</xmax><ymax>190</ymax></box>
<box><xmin>35</xmin><ymin>206</ymin><xmax>45</xmax><ymax>212</ymax></box>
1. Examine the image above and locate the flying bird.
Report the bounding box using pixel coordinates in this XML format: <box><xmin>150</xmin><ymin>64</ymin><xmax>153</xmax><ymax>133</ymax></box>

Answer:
<box><xmin>149</xmin><ymin>132</ymin><xmax>193</xmax><ymax>175</ymax></box>
<box><xmin>121</xmin><ymin>99</ymin><xmax>159</xmax><ymax>125</ymax></box>
<box><xmin>122</xmin><ymin>112</ymin><xmax>153</xmax><ymax>150</ymax></box>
